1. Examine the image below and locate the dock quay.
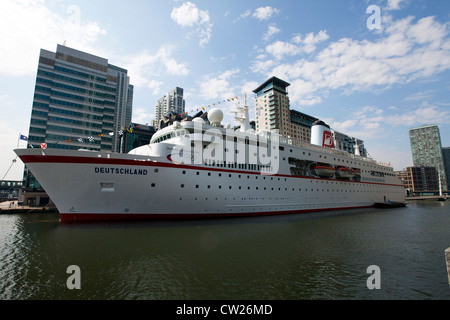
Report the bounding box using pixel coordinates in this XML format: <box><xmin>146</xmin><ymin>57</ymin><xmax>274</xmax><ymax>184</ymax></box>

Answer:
<box><xmin>0</xmin><ymin>200</ymin><xmax>58</xmax><ymax>214</ymax></box>
<box><xmin>406</xmin><ymin>196</ymin><xmax>448</xmax><ymax>201</ymax></box>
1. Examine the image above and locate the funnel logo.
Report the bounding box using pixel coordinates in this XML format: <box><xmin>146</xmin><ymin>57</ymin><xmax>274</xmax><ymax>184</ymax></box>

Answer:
<box><xmin>323</xmin><ymin>131</ymin><xmax>334</xmax><ymax>148</ymax></box>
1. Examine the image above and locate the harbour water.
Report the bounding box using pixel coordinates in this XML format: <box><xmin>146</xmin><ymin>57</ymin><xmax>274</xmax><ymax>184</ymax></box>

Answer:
<box><xmin>0</xmin><ymin>200</ymin><xmax>449</xmax><ymax>300</ymax></box>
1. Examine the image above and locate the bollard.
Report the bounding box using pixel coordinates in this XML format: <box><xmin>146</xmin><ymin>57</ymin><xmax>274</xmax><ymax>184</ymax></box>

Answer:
<box><xmin>446</xmin><ymin>247</ymin><xmax>450</xmax><ymax>285</ymax></box>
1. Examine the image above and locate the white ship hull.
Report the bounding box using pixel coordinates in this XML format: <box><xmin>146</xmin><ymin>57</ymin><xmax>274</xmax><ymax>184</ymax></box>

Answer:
<box><xmin>16</xmin><ymin>106</ymin><xmax>405</xmax><ymax>222</ymax></box>
<box><xmin>15</xmin><ymin>141</ymin><xmax>405</xmax><ymax>222</ymax></box>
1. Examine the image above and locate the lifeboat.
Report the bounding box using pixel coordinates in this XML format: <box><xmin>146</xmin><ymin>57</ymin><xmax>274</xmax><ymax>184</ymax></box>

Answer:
<box><xmin>336</xmin><ymin>167</ymin><xmax>354</xmax><ymax>179</ymax></box>
<box><xmin>313</xmin><ymin>165</ymin><xmax>336</xmax><ymax>177</ymax></box>
<box><xmin>336</xmin><ymin>167</ymin><xmax>361</xmax><ymax>179</ymax></box>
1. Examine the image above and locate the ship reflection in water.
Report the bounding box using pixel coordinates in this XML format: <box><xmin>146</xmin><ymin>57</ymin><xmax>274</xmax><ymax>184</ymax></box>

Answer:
<box><xmin>0</xmin><ymin>200</ymin><xmax>449</xmax><ymax>300</ymax></box>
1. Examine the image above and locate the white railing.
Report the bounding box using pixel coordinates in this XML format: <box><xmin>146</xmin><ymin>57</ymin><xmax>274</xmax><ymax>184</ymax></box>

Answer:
<box><xmin>279</xmin><ymin>136</ymin><xmax>378</xmax><ymax>165</ymax></box>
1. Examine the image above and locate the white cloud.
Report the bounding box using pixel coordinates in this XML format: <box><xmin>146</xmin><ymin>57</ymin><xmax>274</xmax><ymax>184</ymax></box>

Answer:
<box><xmin>331</xmin><ymin>119</ymin><xmax>359</xmax><ymax>132</ymax></box>
<box><xmin>132</xmin><ymin>108</ymin><xmax>154</xmax><ymax>124</ymax></box>
<box><xmin>234</xmin><ymin>6</ymin><xmax>280</xmax><ymax>24</ymax></box>
<box><xmin>171</xmin><ymin>1</ymin><xmax>204</xmax><ymax>27</ymax></box>
<box><xmin>0</xmin><ymin>0</ymin><xmax>106</xmax><ymax>77</ymax></box>
<box><xmin>120</xmin><ymin>46</ymin><xmax>189</xmax><ymax>88</ymax></box>
<box><xmin>329</xmin><ymin>103</ymin><xmax>450</xmax><ymax>142</ymax></box>
<box><xmin>266</xmin><ymin>41</ymin><xmax>302</xmax><ymax>60</ymax></box>
<box><xmin>387</xmin><ymin>103</ymin><xmax>450</xmax><ymax>126</ymax></box>
<box><xmin>250</xmin><ymin>58</ymin><xmax>277</xmax><ymax>75</ymax></box>
<box><xmin>289</xmin><ymin>78</ymin><xmax>323</xmax><ymax>106</ymax></box>
<box><xmin>302</xmin><ymin>30</ymin><xmax>329</xmax><ymax>53</ymax></box>
<box><xmin>404</xmin><ymin>89</ymin><xmax>436</xmax><ymax>101</ymax></box>
<box><xmin>264</xmin><ymin>30</ymin><xmax>329</xmax><ymax>60</ymax></box>
<box><xmin>241</xmin><ymin>81</ymin><xmax>259</xmax><ymax>97</ymax></box>
<box><xmin>196</xmin><ymin>69</ymin><xmax>250</xmax><ymax>127</ymax></box>
<box><xmin>171</xmin><ymin>1</ymin><xmax>212</xmax><ymax>47</ymax></box>
<box><xmin>199</xmin><ymin>69</ymin><xmax>240</xmax><ymax>100</ymax></box>
<box><xmin>263</xmin><ymin>24</ymin><xmax>280</xmax><ymax>41</ymax></box>
<box><xmin>320</xmin><ymin>101</ymin><xmax>448</xmax><ymax>169</ymax></box>
<box><xmin>252</xmin><ymin>6</ymin><xmax>280</xmax><ymax>21</ymax></box>
<box><xmin>147</xmin><ymin>80</ymin><xmax>164</xmax><ymax>95</ymax></box>
<box><xmin>407</xmin><ymin>16</ymin><xmax>447</xmax><ymax>49</ymax></box>
<box><xmin>165</xmin><ymin>57</ymin><xmax>189</xmax><ymax>75</ymax></box>
<box><xmin>234</xmin><ymin>9</ymin><xmax>252</xmax><ymax>23</ymax></box>
<box><xmin>386</xmin><ymin>0</ymin><xmax>407</xmax><ymax>11</ymax></box>
<box><xmin>253</xmin><ymin>15</ymin><xmax>450</xmax><ymax>108</ymax></box>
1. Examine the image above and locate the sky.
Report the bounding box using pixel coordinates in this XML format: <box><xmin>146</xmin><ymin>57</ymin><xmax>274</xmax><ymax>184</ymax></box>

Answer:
<box><xmin>1</xmin><ymin>0</ymin><xmax>449</xmax><ymax>180</ymax></box>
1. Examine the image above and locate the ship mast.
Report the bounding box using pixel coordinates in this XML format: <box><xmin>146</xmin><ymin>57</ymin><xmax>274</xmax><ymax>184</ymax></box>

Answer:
<box><xmin>230</xmin><ymin>93</ymin><xmax>251</xmax><ymax>133</ymax></box>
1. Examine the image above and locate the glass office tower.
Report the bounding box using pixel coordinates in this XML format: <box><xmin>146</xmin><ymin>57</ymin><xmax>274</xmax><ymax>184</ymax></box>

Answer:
<box><xmin>28</xmin><ymin>44</ymin><xmax>133</xmax><ymax>153</ymax></box>
<box><xmin>25</xmin><ymin>45</ymin><xmax>133</xmax><ymax>189</ymax></box>
<box><xmin>409</xmin><ymin>124</ymin><xmax>447</xmax><ymax>191</ymax></box>
<box><xmin>442</xmin><ymin>147</ymin><xmax>450</xmax><ymax>190</ymax></box>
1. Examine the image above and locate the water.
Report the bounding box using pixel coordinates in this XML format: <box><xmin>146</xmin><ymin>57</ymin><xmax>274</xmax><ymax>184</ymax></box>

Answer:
<box><xmin>1</xmin><ymin>200</ymin><xmax>449</xmax><ymax>300</ymax></box>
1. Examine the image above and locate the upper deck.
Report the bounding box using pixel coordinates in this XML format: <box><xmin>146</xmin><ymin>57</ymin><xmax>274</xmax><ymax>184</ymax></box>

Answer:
<box><xmin>136</xmin><ymin>115</ymin><xmax>398</xmax><ymax>186</ymax></box>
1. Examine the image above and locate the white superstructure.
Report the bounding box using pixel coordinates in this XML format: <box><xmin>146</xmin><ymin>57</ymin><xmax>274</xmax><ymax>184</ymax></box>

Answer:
<box><xmin>16</xmin><ymin>101</ymin><xmax>405</xmax><ymax>221</ymax></box>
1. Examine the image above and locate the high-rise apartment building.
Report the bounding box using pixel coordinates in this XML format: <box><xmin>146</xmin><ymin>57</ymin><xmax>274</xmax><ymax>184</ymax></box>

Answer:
<box><xmin>253</xmin><ymin>76</ymin><xmax>319</xmax><ymax>143</ymax></box>
<box><xmin>28</xmin><ymin>45</ymin><xmax>133</xmax><ymax>153</ymax></box>
<box><xmin>253</xmin><ymin>76</ymin><xmax>367</xmax><ymax>157</ymax></box>
<box><xmin>443</xmin><ymin>147</ymin><xmax>450</xmax><ymax>190</ymax></box>
<box><xmin>110</xmin><ymin>65</ymin><xmax>134</xmax><ymax>151</ymax></box>
<box><xmin>253</xmin><ymin>77</ymin><xmax>292</xmax><ymax>137</ymax></box>
<box><xmin>332</xmin><ymin>130</ymin><xmax>368</xmax><ymax>157</ymax></box>
<box><xmin>155</xmin><ymin>87</ymin><xmax>185</xmax><ymax>129</ymax></box>
<box><xmin>289</xmin><ymin>110</ymin><xmax>318</xmax><ymax>143</ymax></box>
<box><xmin>409</xmin><ymin>124</ymin><xmax>447</xmax><ymax>191</ymax></box>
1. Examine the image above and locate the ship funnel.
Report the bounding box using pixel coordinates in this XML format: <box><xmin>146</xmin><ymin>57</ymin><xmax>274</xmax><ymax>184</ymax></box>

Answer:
<box><xmin>311</xmin><ymin>120</ymin><xmax>335</xmax><ymax>148</ymax></box>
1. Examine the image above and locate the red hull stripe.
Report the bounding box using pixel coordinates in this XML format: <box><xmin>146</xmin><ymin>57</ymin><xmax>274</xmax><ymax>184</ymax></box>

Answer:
<box><xmin>59</xmin><ymin>205</ymin><xmax>374</xmax><ymax>222</ymax></box>
<box><xmin>19</xmin><ymin>154</ymin><xmax>403</xmax><ymax>188</ymax></box>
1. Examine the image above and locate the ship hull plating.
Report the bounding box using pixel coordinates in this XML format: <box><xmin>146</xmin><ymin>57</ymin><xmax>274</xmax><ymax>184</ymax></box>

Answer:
<box><xmin>16</xmin><ymin>148</ymin><xmax>405</xmax><ymax>222</ymax></box>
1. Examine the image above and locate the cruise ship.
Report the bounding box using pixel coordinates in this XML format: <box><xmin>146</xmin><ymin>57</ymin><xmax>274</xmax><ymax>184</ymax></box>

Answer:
<box><xmin>15</xmin><ymin>102</ymin><xmax>405</xmax><ymax>221</ymax></box>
